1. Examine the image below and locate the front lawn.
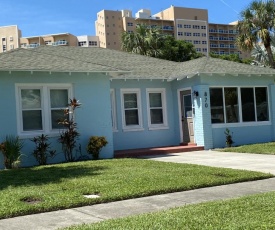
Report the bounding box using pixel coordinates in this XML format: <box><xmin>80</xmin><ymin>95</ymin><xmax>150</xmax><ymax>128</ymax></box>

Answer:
<box><xmin>0</xmin><ymin>158</ymin><xmax>271</xmax><ymax>219</ymax></box>
<box><xmin>67</xmin><ymin>191</ymin><xmax>275</xmax><ymax>229</ymax></box>
<box><xmin>220</xmin><ymin>142</ymin><xmax>275</xmax><ymax>154</ymax></box>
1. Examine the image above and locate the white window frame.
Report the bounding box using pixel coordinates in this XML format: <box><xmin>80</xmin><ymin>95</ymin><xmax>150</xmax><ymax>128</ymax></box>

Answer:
<box><xmin>146</xmin><ymin>88</ymin><xmax>168</xmax><ymax>130</ymax></box>
<box><xmin>210</xmin><ymin>86</ymin><xmax>271</xmax><ymax>128</ymax></box>
<box><xmin>110</xmin><ymin>89</ymin><xmax>117</xmax><ymax>132</ymax></box>
<box><xmin>121</xmin><ymin>88</ymin><xmax>143</xmax><ymax>132</ymax></box>
<box><xmin>15</xmin><ymin>83</ymin><xmax>73</xmax><ymax>138</ymax></box>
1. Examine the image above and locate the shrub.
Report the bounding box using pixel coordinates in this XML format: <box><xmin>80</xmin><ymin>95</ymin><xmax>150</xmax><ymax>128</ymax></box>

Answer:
<box><xmin>224</xmin><ymin>128</ymin><xmax>234</xmax><ymax>147</ymax></box>
<box><xmin>86</xmin><ymin>136</ymin><xmax>108</xmax><ymax>160</ymax></box>
<box><xmin>0</xmin><ymin>135</ymin><xmax>24</xmax><ymax>169</ymax></box>
<box><xmin>58</xmin><ymin>98</ymin><xmax>81</xmax><ymax>162</ymax></box>
<box><xmin>31</xmin><ymin>134</ymin><xmax>56</xmax><ymax>165</ymax></box>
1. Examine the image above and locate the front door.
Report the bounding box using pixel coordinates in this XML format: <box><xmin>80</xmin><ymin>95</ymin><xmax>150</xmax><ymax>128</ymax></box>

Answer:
<box><xmin>180</xmin><ymin>90</ymin><xmax>194</xmax><ymax>144</ymax></box>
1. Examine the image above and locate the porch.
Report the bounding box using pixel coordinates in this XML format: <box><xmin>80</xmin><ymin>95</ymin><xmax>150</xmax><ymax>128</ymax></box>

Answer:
<box><xmin>114</xmin><ymin>144</ymin><xmax>204</xmax><ymax>158</ymax></box>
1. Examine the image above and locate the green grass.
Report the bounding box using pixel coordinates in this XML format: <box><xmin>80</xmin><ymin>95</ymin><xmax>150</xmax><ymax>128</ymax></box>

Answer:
<box><xmin>0</xmin><ymin>158</ymin><xmax>271</xmax><ymax>219</ymax></box>
<box><xmin>220</xmin><ymin>142</ymin><xmax>275</xmax><ymax>154</ymax></box>
<box><xmin>66</xmin><ymin>191</ymin><xmax>275</xmax><ymax>229</ymax></box>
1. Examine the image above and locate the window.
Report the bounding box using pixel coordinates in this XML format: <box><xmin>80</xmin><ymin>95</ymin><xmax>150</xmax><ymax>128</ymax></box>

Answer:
<box><xmin>10</xmin><ymin>36</ymin><xmax>13</xmax><ymax>41</ymax></box>
<box><xmin>16</xmin><ymin>84</ymin><xmax>72</xmax><ymax>136</ymax></box>
<box><xmin>193</xmin><ymin>25</ymin><xmax>200</xmax><ymax>29</ymax></box>
<box><xmin>196</xmin><ymin>48</ymin><xmax>201</xmax><ymax>52</ymax></box>
<box><xmin>78</xmin><ymin>41</ymin><xmax>87</xmax><ymax>47</ymax></box>
<box><xmin>210</xmin><ymin>87</ymin><xmax>269</xmax><ymax>125</ymax></box>
<box><xmin>210</xmin><ymin>88</ymin><xmax>224</xmax><ymax>123</ymax></box>
<box><xmin>193</xmin><ymin>33</ymin><xmax>200</xmax><ymax>36</ymax></box>
<box><xmin>202</xmin><ymin>33</ymin><xmax>207</xmax><ymax>37</ymax></box>
<box><xmin>2</xmin><ymin>45</ymin><xmax>6</xmax><ymax>52</ymax></box>
<box><xmin>110</xmin><ymin>89</ymin><xmax>117</xmax><ymax>131</ymax></box>
<box><xmin>177</xmin><ymin>24</ymin><xmax>182</xmax><ymax>28</ymax></box>
<box><xmin>127</xmin><ymin>22</ymin><xmax>133</xmax><ymax>26</ymax></box>
<box><xmin>201</xmin><ymin>26</ymin><xmax>206</xmax><ymax>29</ymax></box>
<box><xmin>121</xmin><ymin>89</ymin><xmax>143</xmax><ymax>131</ymax></box>
<box><xmin>89</xmin><ymin>41</ymin><xmax>97</xmax><ymax>46</ymax></box>
<box><xmin>2</xmin><ymin>37</ymin><xmax>6</xmax><ymax>42</ymax></box>
<box><xmin>10</xmin><ymin>44</ymin><xmax>14</xmax><ymax>49</ymax></box>
<box><xmin>146</xmin><ymin>89</ymin><xmax>168</xmax><ymax>130</ymax></box>
<box><xmin>178</xmin><ymin>32</ymin><xmax>183</xmax><ymax>36</ymax></box>
<box><xmin>202</xmin><ymin>41</ymin><xmax>207</xmax><ymax>44</ymax></box>
<box><xmin>193</xmin><ymin>40</ymin><xmax>201</xmax><ymax>44</ymax></box>
<box><xmin>45</xmin><ymin>40</ymin><xmax>52</xmax><ymax>45</ymax></box>
<box><xmin>184</xmin><ymin>24</ymin><xmax>191</xmax><ymax>28</ymax></box>
<box><xmin>203</xmin><ymin>48</ymin><xmax>208</xmax><ymax>52</ymax></box>
<box><xmin>184</xmin><ymin>32</ymin><xmax>191</xmax><ymax>36</ymax></box>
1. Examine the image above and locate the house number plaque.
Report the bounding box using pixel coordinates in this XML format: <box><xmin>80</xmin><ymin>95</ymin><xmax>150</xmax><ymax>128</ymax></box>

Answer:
<box><xmin>204</xmin><ymin>92</ymin><xmax>208</xmax><ymax>108</ymax></box>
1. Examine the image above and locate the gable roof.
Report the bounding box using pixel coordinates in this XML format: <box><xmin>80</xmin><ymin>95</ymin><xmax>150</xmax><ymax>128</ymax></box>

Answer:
<box><xmin>0</xmin><ymin>46</ymin><xmax>275</xmax><ymax>80</ymax></box>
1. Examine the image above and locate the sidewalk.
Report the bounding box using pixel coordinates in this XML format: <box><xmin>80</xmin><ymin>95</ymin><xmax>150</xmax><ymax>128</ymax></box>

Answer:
<box><xmin>1</xmin><ymin>150</ymin><xmax>275</xmax><ymax>230</ymax></box>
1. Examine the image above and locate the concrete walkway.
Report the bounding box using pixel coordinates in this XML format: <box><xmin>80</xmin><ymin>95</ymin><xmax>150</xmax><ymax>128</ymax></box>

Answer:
<box><xmin>1</xmin><ymin>150</ymin><xmax>275</xmax><ymax>230</ymax></box>
<box><xmin>144</xmin><ymin>150</ymin><xmax>275</xmax><ymax>175</ymax></box>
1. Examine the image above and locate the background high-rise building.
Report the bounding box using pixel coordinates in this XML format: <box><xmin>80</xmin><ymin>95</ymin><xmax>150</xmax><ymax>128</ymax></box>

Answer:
<box><xmin>95</xmin><ymin>5</ymin><xmax>248</xmax><ymax>59</ymax></box>
<box><xmin>0</xmin><ymin>25</ymin><xmax>22</xmax><ymax>52</ymax></box>
<box><xmin>0</xmin><ymin>5</ymin><xmax>248</xmax><ymax>59</ymax></box>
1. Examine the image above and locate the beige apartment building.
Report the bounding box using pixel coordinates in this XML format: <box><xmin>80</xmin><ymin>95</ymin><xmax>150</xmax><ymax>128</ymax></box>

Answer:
<box><xmin>95</xmin><ymin>5</ymin><xmax>246</xmax><ymax>58</ymax></box>
<box><xmin>20</xmin><ymin>33</ymin><xmax>78</xmax><ymax>48</ymax></box>
<box><xmin>0</xmin><ymin>25</ymin><xmax>99</xmax><ymax>53</ymax></box>
<box><xmin>0</xmin><ymin>25</ymin><xmax>22</xmax><ymax>52</ymax></box>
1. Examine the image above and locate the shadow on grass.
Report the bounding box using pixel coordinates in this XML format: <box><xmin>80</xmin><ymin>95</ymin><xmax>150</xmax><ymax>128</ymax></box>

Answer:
<box><xmin>0</xmin><ymin>163</ymin><xmax>108</xmax><ymax>190</ymax></box>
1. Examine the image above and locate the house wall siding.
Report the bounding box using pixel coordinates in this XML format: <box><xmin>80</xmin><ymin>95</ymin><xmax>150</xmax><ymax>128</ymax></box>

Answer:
<box><xmin>111</xmin><ymin>79</ymin><xmax>178</xmax><ymax>150</ymax></box>
<box><xmin>0</xmin><ymin>71</ymin><xmax>113</xmax><ymax>169</ymax></box>
<box><xmin>201</xmin><ymin>74</ymin><xmax>275</xmax><ymax>148</ymax></box>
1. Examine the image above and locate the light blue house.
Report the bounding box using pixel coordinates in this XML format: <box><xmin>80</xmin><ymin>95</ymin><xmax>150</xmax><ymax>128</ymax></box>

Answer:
<box><xmin>0</xmin><ymin>46</ymin><xmax>275</xmax><ymax>168</ymax></box>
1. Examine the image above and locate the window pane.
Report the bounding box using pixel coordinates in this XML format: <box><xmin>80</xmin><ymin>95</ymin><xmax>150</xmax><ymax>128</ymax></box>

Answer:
<box><xmin>184</xmin><ymin>95</ymin><xmax>192</xmax><ymax>118</ymax></box>
<box><xmin>210</xmin><ymin>88</ymin><xmax>224</xmax><ymax>123</ymax></box>
<box><xmin>21</xmin><ymin>89</ymin><xmax>41</xmax><ymax>109</ymax></box>
<box><xmin>125</xmin><ymin>110</ymin><xmax>139</xmax><ymax>125</ymax></box>
<box><xmin>124</xmin><ymin>93</ymin><xmax>137</xmax><ymax>109</ymax></box>
<box><xmin>225</xmin><ymin>87</ymin><xmax>239</xmax><ymax>123</ymax></box>
<box><xmin>22</xmin><ymin>110</ymin><xmax>42</xmax><ymax>131</ymax></box>
<box><xmin>150</xmin><ymin>109</ymin><xmax>163</xmax><ymax>124</ymax></box>
<box><xmin>51</xmin><ymin>110</ymin><xmax>67</xmax><ymax>129</ymax></box>
<box><xmin>50</xmin><ymin>89</ymin><xmax>68</xmax><ymax>108</ymax></box>
<box><xmin>241</xmin><ymin>88</ymin><xmax>255</xmax><ymax>122</ymax></box>
<box><xmin>256</xmin><ymin>87</ymin><xmax>269</xmax><ymax>121</ymax></box>
<box><xmin>149</xmin><ymin>93</ymin><xmax>162</xmax><ymax>107</ymax></box>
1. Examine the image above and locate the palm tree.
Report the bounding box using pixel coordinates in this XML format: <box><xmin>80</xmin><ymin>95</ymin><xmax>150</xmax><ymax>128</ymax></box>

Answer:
<box><xmin>251</xmin><ymin>35</ymin><xmax>275</xmax><ymax>66</ymax></box>
<box><xmin>121</xmin><ymin>24</ymin><xmax>164</xmax><ymax>57</ymax></box>
<box><xmin>236</xmin><ymin>0</ymin><xmax>275</xmax><ymax>68</ymax></box>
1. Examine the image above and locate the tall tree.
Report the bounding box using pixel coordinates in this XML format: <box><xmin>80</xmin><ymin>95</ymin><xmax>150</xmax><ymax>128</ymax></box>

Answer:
<box><xmin>121</xmin><ymin>24</ymin><xmax>164</xmax><ymax>57</ymax></box>
<box><xmin>159</xmin><ymin>36</ymin><xmax>201</xmax><ymax>62</ymax></box>
<box><xmin>251</xmin><ymin>35</ymin><xmax>275</xmax><ymax>66</ymax></box>
<box><xmin>121</xmin><ymin>24</ymin><xmax>200</xmax><ymax>62</ymax></box>
<box><xmin>236</xmin><ymin>0</ymin><xmax>275</xmax><ymax>68</ymax></box>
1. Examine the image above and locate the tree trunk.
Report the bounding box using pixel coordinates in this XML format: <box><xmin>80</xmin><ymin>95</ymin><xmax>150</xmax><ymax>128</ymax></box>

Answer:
<box><xmin>265</xmin><ymin>45</ymin><xmax>275</xmax><ymax>68</ymax></box>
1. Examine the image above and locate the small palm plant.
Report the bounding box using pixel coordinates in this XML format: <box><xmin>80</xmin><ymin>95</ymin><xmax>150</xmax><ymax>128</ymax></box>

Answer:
<box><xmin>224</xmin><ymin>128</ymin><xmax>234</xmax><ymax>148</ymax></box>
<box><xmin>58</xmin><ymin>98</ymin><xmax>81</xmax><ymax>162</ymax></box>
<box><xmin>31</xmin><ymin>134</ymin><xmax>56</xmax><ymax>165</ymax></box>
<box><xmin>0</xmin><ymin>135</ymin><xmax>24</xmax><ymax>169</ymax></box>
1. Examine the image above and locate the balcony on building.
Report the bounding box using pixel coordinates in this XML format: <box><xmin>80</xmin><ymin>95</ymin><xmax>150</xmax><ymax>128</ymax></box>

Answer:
<box><xmin>52</xmin><ymin>40</ymin><xmax>68</xmax><ymax>46</ymax></box>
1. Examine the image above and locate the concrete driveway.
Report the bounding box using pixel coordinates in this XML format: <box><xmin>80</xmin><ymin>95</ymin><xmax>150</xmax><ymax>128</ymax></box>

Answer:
<box><xmin>144</xmin><ymin>150</ymin><xmax>275</xmax><ymax>175</ymax></box>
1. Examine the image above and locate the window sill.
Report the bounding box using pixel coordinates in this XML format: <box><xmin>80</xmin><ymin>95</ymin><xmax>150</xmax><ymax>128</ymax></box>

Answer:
<box><xmin>212</xmin><ymin>121</ymin><xmax>271</xmax><ymax>129</ymax></box>
<box><xmin>148</xmin><ymin>126</ymin><xmax>169</xmax><ymax>131</ymax></box>
<box><xmin>18</xmin><ymin>131</ymin><xmax>62</xmax><ymax>139</ymax></box>
<box><xmin>122</xmin><ymin>127</ymin><xmax>144</xmax><ymax>132</ymax></box>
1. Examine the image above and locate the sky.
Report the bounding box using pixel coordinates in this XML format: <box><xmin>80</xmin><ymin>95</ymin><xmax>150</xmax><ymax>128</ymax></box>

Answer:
<box><xmin>0</xmin><ymin>0</ymin><xmax>253</xmax><ymax>37</ymax></box>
